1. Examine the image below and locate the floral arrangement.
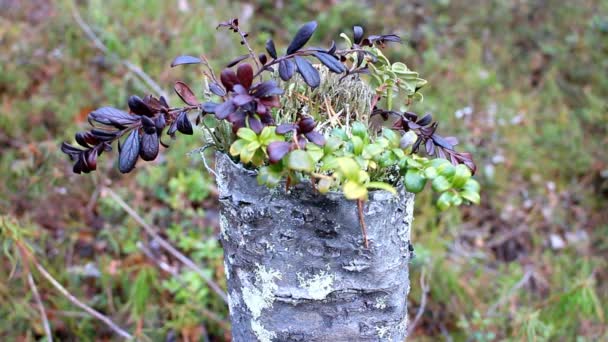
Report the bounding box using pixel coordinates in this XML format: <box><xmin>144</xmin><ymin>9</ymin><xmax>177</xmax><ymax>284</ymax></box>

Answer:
<box><xmin>62</xmin><ymin>18</ymin><xmax>480</xmax><ymax>219</ymax></box>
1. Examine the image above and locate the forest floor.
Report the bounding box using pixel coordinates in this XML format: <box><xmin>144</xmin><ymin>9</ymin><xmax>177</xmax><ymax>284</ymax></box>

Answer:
<box><xmin>1</xmin><ymin>0</ymin><xmax>607</xmax><ymax>340</ymax></box>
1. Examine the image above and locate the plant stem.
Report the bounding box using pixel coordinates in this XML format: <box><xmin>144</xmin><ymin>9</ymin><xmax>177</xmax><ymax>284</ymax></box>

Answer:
<box><xmin>357</xmin><ymin>199</ymin><xmax>369</xmax><ymax>248</ymax></box>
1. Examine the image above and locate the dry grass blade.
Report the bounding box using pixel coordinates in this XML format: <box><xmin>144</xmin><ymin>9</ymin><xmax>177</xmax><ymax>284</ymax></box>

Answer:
<box><xmin>102</xmin><ymin>187</ymin><xmax>228</xmax><ymax>304</ymax></box>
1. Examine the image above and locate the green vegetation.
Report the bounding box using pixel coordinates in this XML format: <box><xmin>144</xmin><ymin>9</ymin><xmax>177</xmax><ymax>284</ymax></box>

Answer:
<box><xmin>1</xmin><ymin>0</ymin><xmax>606</xmax><ymax>340</ymax></box>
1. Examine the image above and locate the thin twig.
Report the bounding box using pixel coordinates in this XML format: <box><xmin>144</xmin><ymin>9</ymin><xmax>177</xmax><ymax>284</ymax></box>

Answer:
<box><xmin>357</xmin><ymin>199</ymin><xmax>369</xmax><ymax>248</ymax></box>
<box><xmin>103</xmin><ymin>188</ymin><xmax>228</xmax><ymax>304</ymax></box>
<box><xmin>138</xmin><ymin>242</ymin><xmax>231</xmax><ymax>329</ymax></box>
<box><xmin>30</xmin><ymin>258</ymin><xmax>133</xmax><ymax>340</ymax></box>
<box><xmin>69</xmin><ymin>1</ymin><xmax>168</xmax><ymax>98</ymax></box>
<box><xmin>28</xmin><ymin>273</ymin><xmax>53</xmax><ymax>342</ymax></box>
<box><xmin>407</xmin><ymin>266</ymin><xmax>429</xmax><ymax>336</ymax></box>
<box><xmin>200</xmin><ymin>144</ymin><xmax>219</xmax><ymax>179</ymax></box>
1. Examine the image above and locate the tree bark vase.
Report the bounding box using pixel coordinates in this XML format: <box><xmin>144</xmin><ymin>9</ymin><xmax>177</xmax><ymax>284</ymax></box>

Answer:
<box><xmin>216</xmin><ymin>153</ymin><xmax>415</xmax><ymax>342</ymax></box>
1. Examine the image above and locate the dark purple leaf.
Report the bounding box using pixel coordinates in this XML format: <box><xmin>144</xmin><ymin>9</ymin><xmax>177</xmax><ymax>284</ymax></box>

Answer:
<box><xmin>61</xmin><ymin>142</ymin><xmax>84</xmax><ymax>159</ymax></box>
<box><xmin>171</xmin><ymin>55</ymin><xmax>202</xmax><ymax>67</ymax></box>
<box><xmin>127</xmin><ymin>95</ymin><xmax>154</xmax><ymax>116</ymax></box>
<box><xmin>159</xmin><ymin>96</ymin><xmax>169</xmax><ymax>108</ymax></box>
<box><xmin>176</xmin><ymin>111</ymin><xmax>193</xmax><ymax>135</ymax></box>
<box><xmin>425</xmin><ymin>138</ymin><xmax>435</xmax><ymax>155</ymax></box>
<box><xmin>252</xmin><ymin>81</ymin><xmax>284</xmax><ymax>97</ymax></box>
<box><xmin>417</xmin><ymin>113</ymin><xmax>433</xmax><ymax>126</ymax></box>
<box><xmin>278</xmin><ymin>59</ymin><xmax>296</xmax><ymax>81</ymax></box>
<box><xmin>444</xmin><ymin>136</ymin><xmax>459</xmax><ymax>146</ymax></box>
<box><xmin>294</xmin><ymin>56</ymin><xmax>320</xmax><ymax>88</ymax></box>
<box><xmin>248</xmin><ymin>116</ymin><xmax>263</xmax><ymax>134</ymax></box>
<box><xmin>297</xmin><ymin>117</ymin><xmax>316</xmax><ymax>133</ymax></box>
<box><xmin>118</xmin><ymin>129</ymin><xmax>140</xmax><ymax>173</ymax></box>
<box><xmin>353</xmin><ymin>26</ymin><xmax>364</xmax><ymax>44</ymax></box>
<box><xmin>305</xmin><ymin>131</ymin><xmax>326</xmax><ymax>146</ymax></box>
<box><xmin>174</xmin><ymin>81</ymin><xmax>199</xmax><ymax>106</ymax></box>
<box><xmin>154</xmin><ymin>115</ymin><xmax>166</xmax><ymax>135</ymax></box>
<box><xmin>226</xmin><ymin>54</ymin><xmax>249</xmax><ymax>68</ymax></box>
<box><xmin>287</xmin><ymin>21</ymin><xmax>317</xmax><ymax>54</ymax></box>
<box><xmin>233</xmin><ymin>94</ymin><xmax>254</xmax><ymax>106</ymax></box>
<box><xmin>167</xmin><ymin>121</ymin><xmax>178</xmax><ymax>136</ymax></box>
<box><xmin>143</xmin><ymin>95</ymin><xmax>166</xmax><ymax>112</ymax></box>
<box><xmin>215</xmin><ymin>100</ymin><xmax>237</xmax><ymax>119</ymax></box>
<box><xmin>202</xmin><ymin>102</ymin><xmax>218</xmax><ymax>113</ymax></box>
<box><xmin>90</xmin><ymin>129</ymin><xmax>120</xmax><ymax>142</ymax></box>
<box><xmin>209</xmin><ymin>82</ymin><xmax>226</xmax><ymax>96</ymax></box>
<box><xmin>313</xmin><ymin>52</ymin><xmax>345</xmax><ymax>73</ymax></box>
<box><xmin>267</xmin><ymin>141</ymin><xmax>291</xmax><ymax>163</ymax></box>
<box><xmin>276</xmin><ymin>123</ymin><xmax>297</xmax><ymax>134</ymax></box>
<box><xmin>89</xmin><ymin>107</ymin><xmax>139</xmax><ymax>128</ymax></box>
<box><xmin>85</xmin><ymin>149</ymin><xmax>98</xmax><ymax>171</ymax></box>
<box><xmin>141</xmin><ymin>115</ymin><xmax>156</xmax><ymax>134</ymax></box>
<box><xmin>327</xmin><ymin>40</ymin><xmax>337</xmax><ymax>55</ymax></box>
<box><xmin>258</xmin><ymin>53</ymin><xmax>268</xmax><ymax>65</ymax></box>
<box><xmin>140</xmin><ymin>132</ymin><xmax>159</xmax><ymax>161</ymax></box>
<box><xmin>236</xmin><ymin>63</ymin><xmax>254</xmax><ymax>89</ymax></box>
<box><xmin>431</xmin><ymin>134</ymin><xmax>454</xmax><ymax>150</ymax></box>
<box><xmin>220</xmin><ymin>69</ymin><xmax>239</xmax><ymax>91</ymax></box>
<box><xmin>265</xmin><ymin>39</ymin><xmax>277</xmax><ymax>59</ymax></box>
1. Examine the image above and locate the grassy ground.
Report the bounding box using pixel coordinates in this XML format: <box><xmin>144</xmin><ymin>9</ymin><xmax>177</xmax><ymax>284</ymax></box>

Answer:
<box><xmin>1</xmin><ymin>0</ymin><xmax>607</xmax><ymax>340</ymax></box>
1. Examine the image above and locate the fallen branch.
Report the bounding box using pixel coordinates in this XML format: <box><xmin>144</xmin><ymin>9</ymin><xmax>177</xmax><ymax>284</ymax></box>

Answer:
<box><xmin>103</xmin><ymin>188</ymin><xmax>228</xmax><ymax>304</ymax></box>
<box><xmin>27</xmin><ymin>273</ymin><xmax>53</xmax><ymax>342</ymax></box>
<box><xmin>69</xmin><ymin>1</ymin><xmax>168</xmax><ymax>99</ymax></box>
<box><xmin>407</xmin><ymin>266</ymin><xmax>429</xmax><ymax>336</ymax></box>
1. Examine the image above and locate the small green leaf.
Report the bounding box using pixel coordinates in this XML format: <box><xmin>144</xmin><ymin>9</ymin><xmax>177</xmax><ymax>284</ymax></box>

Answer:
<box><xmin>437</xmin><ymin>192</ymin><xmax>453</xmax><ymax>211</ymax></box>
<box><xmin>287</xmin><ymin>150</ymin><xmax>315</xmax><ymax>172</ymax></box>
<box><xmin>239</xmin><ymin>145</ymin><xmax>255</xmax><ymax>164</ymax></box>
<box><xmin>258</xmin><ymin>126</ymin><xmax>279</xmax><ymax>144</ymax></box>
<box><xmin>229</xmin><ymin>139</ymin><xmax>248</xmax><ymax>156</ymax></box>
<box><xmin>337</xmin><ymin>158</ymin><xmax>360</xmax><ymax>181</ymax></box>
<box><xmin>306</xmin><ymin>143</ymin><xmax>325</xmax><ymax>162</ymax></box>
<box><xmin>331</xmin><ymin>127</ymin><xmax>348</xmax><ymax>140</ymax></box>
<box><xmin>362</xmin><ymin>143</ymin><xmax>384</xmax><ymax>159</ymax></box>
<box><xmin>462</xmin><ymin>178</ymin><xmax>481</xmax><ymax>193</ymax></box>
<box><xmin>367</xmin><ymin>182</ymin><xmax>396</xmax><ymax>194</ymax></box>
<box><xmin>404</xmin><ymin>169</ymin><xmax>426</xmax><ymax>193</ymax></box>
<box><xmin>351</xmin><ymin>122</ymin><xmax>368</xmax><ymax>139</ymax></box>
<box><xmin>451</xmin><ymin>164</ymin><xmax>472</xmax><ymax>188</ymax></box>
<box><xmin>423</xmin><ymin>166</ymin><xmax>438</xmax><ymax>179</ymax></box>
<box><xmin>432</xmin><ymin>175</ymin><xmax>451</xmax><ymax>192</ymax></box>
<box><xmin>460</xmin><ymin>190</ymin><xmax>480</xmax><ymax>204</ymax></box>
<box><xmin>324</xmin><ymin>136</ymin><xmax>342</xmax><ymax>153</ymax></box>
<box><xmin>451</xmin><ymin>193</ymin><xmax>463</xmax><ymax>206</ymax></box>
<box><xmin>351</xmin><ymin>136</ymin><xmax>364</xmax><ymax>155</ymax></box>
<box><xmin>343</xmin><ymin>181</ymin><xmax>368</xmax><ymax>200</ymax></box>
<box><xmin>236</xmin><ymin>127</ymin><xmax>258</xmax><ymax>142</ymax></box>
<box><xmin>246</xmin><ymin>141</ymin><xmax>261</xmax><ymax>152</ymax></box>
<box><xmin>382</xmin><ymin>128</ymin><xmax>400</xmax><ymax>143</ymax></box>
<box><xmin>437</xmin><ymin>163</ymin><xmax>456</xmax><ymax>179</ymax></box>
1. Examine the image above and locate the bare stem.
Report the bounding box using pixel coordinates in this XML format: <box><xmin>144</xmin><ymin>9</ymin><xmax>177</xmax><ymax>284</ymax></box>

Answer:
<box><xmin>69</xmin><ymin>1</ymin><xmax>168</xmax><ymax>99</ymax></box>
<box><xmin>27</xmin><ymin>273</ymin><xmax>53</xmax><ymax>342</ymax></box>
<box><xmin>357</xmin><ymin>199</ymin><xmax>369</xmax><ymax>248</ymax></box>
<box><xmin>237</xmin><ymin>28</ymin><xmax>262</xmax><ymax>70</ymax></box>
<box><xmin>407</xmin><ymin>266</ymin><xmax>429</xmax><ymax>336</ymax></box>
<box><xmin>102</xmin><ymin>188</ymin><xmax>228</xmax><ymax>304</ymax></box>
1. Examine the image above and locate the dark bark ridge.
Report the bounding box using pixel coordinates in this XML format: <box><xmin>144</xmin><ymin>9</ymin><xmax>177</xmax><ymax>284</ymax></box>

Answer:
<box><xmin>216</xmin><ymin>153</ymin><xmax>415</xmax><ymax>342</ymax></box>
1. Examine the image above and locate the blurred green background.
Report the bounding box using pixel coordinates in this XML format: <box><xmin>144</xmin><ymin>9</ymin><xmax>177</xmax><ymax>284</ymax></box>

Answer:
<box><xmin>1</xmin><ymin>0</ymin><xmax>606</xmax><ymax>340</ymax></box>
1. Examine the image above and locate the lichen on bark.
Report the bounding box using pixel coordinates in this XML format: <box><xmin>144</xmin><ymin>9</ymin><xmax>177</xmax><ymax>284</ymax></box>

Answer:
<box><xmin>216</xmin><ymin>153</ymin><xmax>415</xmax><ymax>341</ymax></box>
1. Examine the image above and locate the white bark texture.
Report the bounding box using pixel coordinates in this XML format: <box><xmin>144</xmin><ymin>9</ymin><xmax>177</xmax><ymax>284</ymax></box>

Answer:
<box><xmin>216</xmin><ymin>153</ymin><xmax>415</xmax><ymax>342</ymax></box>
